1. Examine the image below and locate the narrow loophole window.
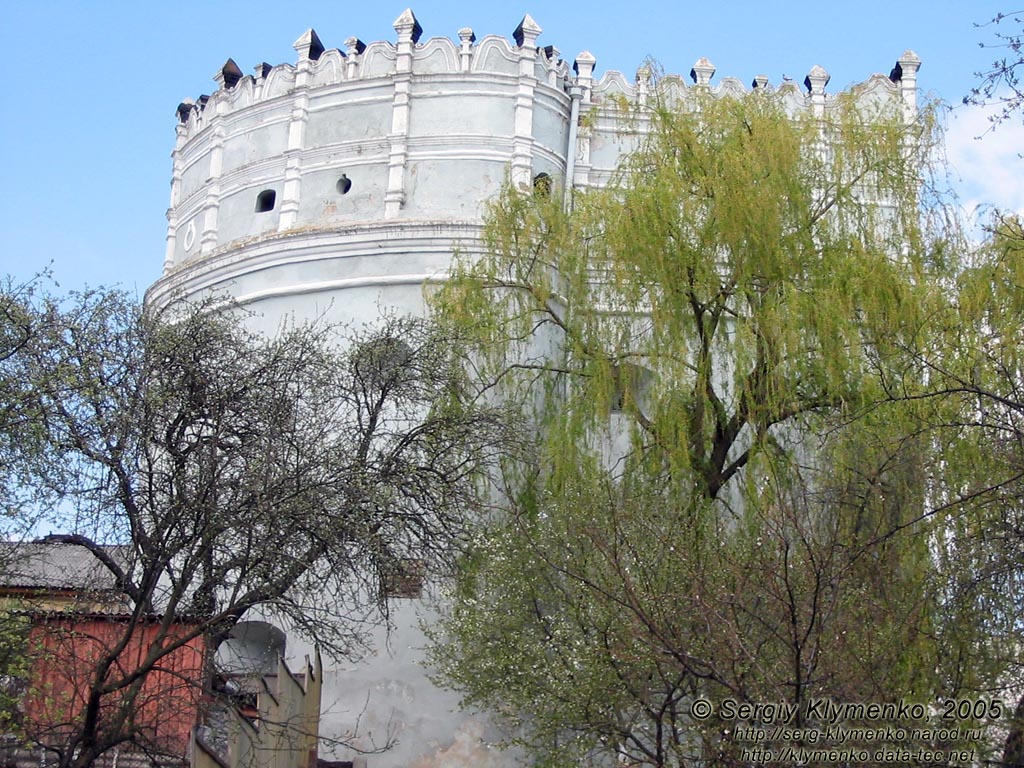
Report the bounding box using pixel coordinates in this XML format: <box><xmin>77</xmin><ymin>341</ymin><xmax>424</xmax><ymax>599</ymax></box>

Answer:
<box><xmin>255</xmin><ymin>189</ymin><xmax>276</xmax><ymax>212</ymax></box>
<box><xmin>336</xmin><ymin>174</ymin><xmax>352</xmax><ymax>195</ymax></box>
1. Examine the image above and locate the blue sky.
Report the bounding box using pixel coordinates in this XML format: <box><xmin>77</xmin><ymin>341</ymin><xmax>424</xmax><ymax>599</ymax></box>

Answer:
<box><xmin>0</xmin><ymin>1</ymin><xmax>1016</xmax><ymax>294</ymax></box>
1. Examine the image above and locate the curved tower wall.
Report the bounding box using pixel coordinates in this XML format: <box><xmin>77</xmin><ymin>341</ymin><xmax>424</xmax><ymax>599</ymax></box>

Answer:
<box><xmin>149</xmin><ymin>11</ymin><xmax>580</xmax><ymax>331</ymax></box>
<box><xmin>146</xmin><ymin>10</ymin><xmax>921</xmax><ymax>766</ymax></box>
<box><xmin>148</xmin><ymin>9</ymin><xmax>921</xmax><ymax>332</ymax></box>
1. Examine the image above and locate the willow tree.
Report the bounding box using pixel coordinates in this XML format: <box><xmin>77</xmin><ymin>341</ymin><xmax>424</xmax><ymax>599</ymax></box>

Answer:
<box><xmin>428</xmin><ymin>91</ymin><xmax>989</xmax><ymax>766</ymax></box>
<box><xmin>910</xmin><ymin>213</ymin><xmax>1024</xmax><ymax>767</ymax></box>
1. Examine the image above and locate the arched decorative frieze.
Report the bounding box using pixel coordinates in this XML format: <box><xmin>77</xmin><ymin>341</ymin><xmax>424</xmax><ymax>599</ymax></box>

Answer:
<box><xmin>776</xmin><ymin>81</ymin><xmax>808</xmax><ymax>113</ymax></box>
<box><xmin>849</xmin><ymin>72</ymin><xmax>902</xmax><ymax>112</ymax></box>
<box><xmin>535</xmin><ymin>45</ymin><xmax>568</xmax><ymax>89</ymax></box>
<box><xmin>183</xmin><ymin>106</ymin><xmax>203</xmax><ymax>135</ymax></box>
<box><xmin>203</xmin><ymin>89</ymin><xmax>229</xmax><ymax>118</ymax></box>
<box><xmin>310</xmin><ymin>49</ymin><xmax>347</xmax><ymax>87</ymax></box>
<box><xmin>552</xmin><ymin>62</ymin><xmax>572</xmax><ymax>91</ymax></box>
<box><xmin>859</xmin><ymin>72</ymin><xmax>900</xmax><ymax>94</ymax></box>
<box><xmin>842</xmin><ymin>78</ymin><xmax>905</xmax><ymax>116</ymax></box>
<box><xmin>223</xmin><ymin>76</ymin><xmax>256</xmax><ymax>110</ymax></box>
<box><xmin>414</xmin><ymin>37</ymin><xmax>460</xmax><ymax>74</ymax></box>
<box><xmin>361</xmin><ymin>41</ymin><xmax>398</xmax><ymax>78</ymax></box>
<box><xmin>658</xmin><ymin>74</ymin><xmax>687</xmax><ymax>104</ymax></box>
<box><xmin>473</xmin><ymin>36</ymin><xmax>518</xmax><ymax>75</ymax></box>
<box><xmin>263</xmin><ymin>64</ymin><xmax>296</xmax><ymax>99</ymax></box>
<box><xmin>716</xmin><ymin>76</ymin><xmax>747</xmax><ymax>98</ymax></box>
<box><xmin>592</xmin><ymin>71</ymin><xmax>635</xmax><ymax>102</ymax></box>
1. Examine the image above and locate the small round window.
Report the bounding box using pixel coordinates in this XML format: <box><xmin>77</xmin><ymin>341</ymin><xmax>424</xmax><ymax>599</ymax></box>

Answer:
<box><xmin>336</xmin><ymin>174</ymin><xmax>352</xmax><ymax>195</ymax></box>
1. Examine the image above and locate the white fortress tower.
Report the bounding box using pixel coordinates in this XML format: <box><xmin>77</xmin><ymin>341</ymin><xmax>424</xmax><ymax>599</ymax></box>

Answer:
<box><xmin>146</xmin><ymin>10</ymin><xmax>920</xmax><ymax>766</ymax></box>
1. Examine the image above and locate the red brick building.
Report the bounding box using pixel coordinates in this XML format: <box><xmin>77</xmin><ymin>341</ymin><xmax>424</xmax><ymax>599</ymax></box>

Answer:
<box><xmin>0</xmin><ymin>541</ymin><xmax>207</xmax><ymax>765</ymax></box>
<box><xmin>22</xmin><ymin>613</ymin><xmax>206</xmax><ymax>760</ymax></box>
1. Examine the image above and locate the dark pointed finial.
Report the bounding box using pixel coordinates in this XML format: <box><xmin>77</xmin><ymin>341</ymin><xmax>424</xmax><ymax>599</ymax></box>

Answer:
<box><xmin>176</xmin><ymin>100</ymin><xmax>196</xmax><ymax>124</ymax></box>
<box><xmin>217</xmin><ymin>58</ymin><xmax>244</xmax><ymax>89</ymax></box>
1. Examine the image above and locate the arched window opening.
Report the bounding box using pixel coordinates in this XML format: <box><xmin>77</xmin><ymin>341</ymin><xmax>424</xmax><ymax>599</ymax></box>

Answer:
<box><xmin>255</xmin><ymin>189</ymin><xmax>277</xmax><ymax>212</ymax></box>
<box><xmin>610</xmin><ymin>362</ymin><xmax>654</xmax><ymax>415</ymax></box>
<box><xmin>533</xmin><ymin>172</ymin><xmax>553</xmax><ymax>197</ymax></box>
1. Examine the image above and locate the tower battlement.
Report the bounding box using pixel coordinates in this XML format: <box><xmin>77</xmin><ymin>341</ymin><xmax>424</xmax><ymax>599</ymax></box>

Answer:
<box><xmin>150</xmin><ymin>8</ymin><xmax>920</xmax><ymax>323</ymax></box>
<box><xmin>174</xmin><ymin>10</ymin><xmax>920</xmax><ymax>139</ymax></box>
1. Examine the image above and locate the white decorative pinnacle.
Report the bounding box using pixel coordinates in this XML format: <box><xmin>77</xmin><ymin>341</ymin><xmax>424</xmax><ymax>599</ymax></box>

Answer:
<box><xmin>293</xmin><ymin>28</ymin><xmax>325</xmax><ymax>62</ymax></box>
<box><xmin>457</xmin><ymin>27</ymin><xmax>475</xmax><ymax>72</ymax></box>
<box><xmin>344</xmin><ymin>37</ymin><xmax>364</xmax><ymax>79</ymax></box>
<box><xmin>804</xmin><ymin>65</ymin><xmax>830</xmax><ymax>95</ymax></box>
<box><xmin>394</xmin><ymin>8</ymin><xmax>423</xmax><ymax>44</ymax></box>
<box><xmin>892</xmin><ymin>49</ymin><xmax>921</xmax><ymax>81</ymax></box>
<box><xmin>752</xmin><ymin>74</ymin><xmax>769</xmax><ymax>90</ymax></box>
<box><xmin>514</xmin><ymin>14</ymin><xmax>542</xmax><ymax>47</ymax></box>
<box><xmin>690</xmin><ymin>57</ymin><xmax>715</xmax><ymax>86</ymax></box>
<box><xmin>574</xmin><ymin>50</ymin><xmax>596</xmax><ymax>77</ymax></box>
<box><xmin>891</xmin><ymin>50</ymin><xmax>921</xmax><ymax>116</ymax></box>
<box><xmin>636</xmin><ymin>65</ymin><xmax>653</xmax><ymax>101</ymax></box>
<box><xmin>574</xmin><ymin>51</ymin><xmax>597</xmax><ymax>102</ymax></box>
<box><xmin>899</xmin><ymin>50</ymin><xmax>921</xmax><ymax>71</ymax></box>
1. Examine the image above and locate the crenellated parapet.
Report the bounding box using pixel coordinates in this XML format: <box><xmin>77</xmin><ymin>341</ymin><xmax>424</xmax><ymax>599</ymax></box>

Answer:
<box><xmin>173</xmin><ymin>14</ymin><xmax>574</xmax><ymax>142</ymax></box>
<box><xmin>152</xmin><ymin>7</ymin><xmax>920</xmax><ymax>331</ymax></box>
<box><xmin>173</xmin><ymin>13</ymin><xmax>919</xmax><ymax>138</ymax></box>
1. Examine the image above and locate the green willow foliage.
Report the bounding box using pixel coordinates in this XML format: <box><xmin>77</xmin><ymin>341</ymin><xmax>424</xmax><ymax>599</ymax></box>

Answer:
<box><xmin>428</xmin><ymin>92</ymin><xmax>999</xmax><ymax>766</ymax></box>
<box><xmin>928</xmin><ymin>216</ymin><xmax>1024</xmax><ymax>728</ymax></box>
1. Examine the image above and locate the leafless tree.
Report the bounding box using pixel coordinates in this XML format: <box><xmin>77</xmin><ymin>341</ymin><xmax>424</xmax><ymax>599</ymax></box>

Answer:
<box><xmin>0</xmin><ymin>286</ymin><xmax>515</xmax><ymax>768</ymax></box>
<box><xmin>967</xmin><ymin>9</ymin><xmax>1024</xmax><ymax>127</ymax></box>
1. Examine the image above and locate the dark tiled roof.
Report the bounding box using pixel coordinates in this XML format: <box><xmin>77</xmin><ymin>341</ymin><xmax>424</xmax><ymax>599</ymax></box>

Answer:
<box><xmin>0</xmin><ymin>540</ymin><xmax>130</xmax><ymax>591</ymax></box>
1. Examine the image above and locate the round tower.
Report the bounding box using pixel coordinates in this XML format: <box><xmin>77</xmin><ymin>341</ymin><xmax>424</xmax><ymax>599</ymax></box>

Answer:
<box><xmin>145</xmin><ymin>11</ymin><xmax>921</xmax><ymax>765</ymax></box>
<box><xmin>147</xmin><ymin>10</ymin><xmax>586</xmax><ymax>331</ymax></box>
<box><xmin>147</xmin><ymin>7</ymin><xmax>920</xmax><ymax>334</ymax></box>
